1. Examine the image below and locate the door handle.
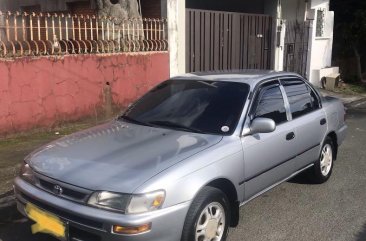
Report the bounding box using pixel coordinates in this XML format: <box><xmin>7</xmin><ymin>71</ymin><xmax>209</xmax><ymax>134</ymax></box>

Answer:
<box><xmin>286</xmin><ymin>132</ymin><xmax>295</xmax><ymax>141</ymax></box>
<box><xmin>320</xmin><ymin>118</ymin><xmax>327</xmax><ymax>125</ymax></box>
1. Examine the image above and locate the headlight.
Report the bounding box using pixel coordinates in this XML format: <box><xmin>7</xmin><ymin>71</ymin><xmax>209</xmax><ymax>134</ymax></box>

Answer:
<box><xmin>20</xmin><ymin>162</ymin><xmax>36</xmax><ymax>184</ymax></box>
<box><xmin>88</xmin><ymin>190</ymin><xmax>165</xmax><ymax>214</ymax></box>
<box><xmin>127</xmin><ymin>190</ymin><xmax>165</xmax><ymax>214</ymax></box>
<box><xmin>88</xmin><ymin>192</ymin><xmax>130</xmax><ymax>212</ymax></box>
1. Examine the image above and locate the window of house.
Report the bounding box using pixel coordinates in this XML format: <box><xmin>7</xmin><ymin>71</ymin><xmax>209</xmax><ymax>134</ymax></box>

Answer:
<box><xmin>281</xmin><ymin>79</ymin><xmax>320</xmax><ymax>119</ymax></box>
<box><xmin>316</xmin><ymin>9</ymin><xmax>326</xmax><ymax>37</ymax></box>
<box><xmin>254</xmin><ymin>85</ymin><xmax>287</xmax><ymax>125</ymax></box>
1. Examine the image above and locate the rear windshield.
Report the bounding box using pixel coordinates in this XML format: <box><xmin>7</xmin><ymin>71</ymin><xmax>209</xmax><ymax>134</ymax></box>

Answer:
<box><xmin>121</xmin><ymin>79</ymin><xmax>250</xmax><ymax>135</ymax></box>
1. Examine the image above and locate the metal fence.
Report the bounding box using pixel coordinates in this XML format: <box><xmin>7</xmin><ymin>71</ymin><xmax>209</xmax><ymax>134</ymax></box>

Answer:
<box><xmin>283</xmin><ymin>20</ymin><xmax>311</xmax><ymax>78</ymax></box>
<box><xmin>0</xmin><ymin>11</ymin><xmax>168</xmax><ymax>58</ymax></box>
<box><xmin>186</xmin><ymin>9</ymin><xmax>273</xmax><ymax>73</ymax></box>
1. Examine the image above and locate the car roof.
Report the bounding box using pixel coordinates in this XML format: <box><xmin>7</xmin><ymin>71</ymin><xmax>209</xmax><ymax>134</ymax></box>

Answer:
<box><xmin>171</xmin><ymin>70</ymin><xmax>304</xmax><ymax>87</ymax></box>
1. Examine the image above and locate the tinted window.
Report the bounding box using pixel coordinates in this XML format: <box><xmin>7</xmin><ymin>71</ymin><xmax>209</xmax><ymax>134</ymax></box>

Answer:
<box><xmin>282</xmin><ymin>79</ymin><xmax>319</xmax><ymax>119</ymax></box>
<box><xmin>254</xmin><ymin>85</ymin><xmax>287</xmax><ymax>124</ymax></box>
<box><xmin>122</xmin><ymin>79</ymin><xmax>250</xmax><ymax>135</ymax></box>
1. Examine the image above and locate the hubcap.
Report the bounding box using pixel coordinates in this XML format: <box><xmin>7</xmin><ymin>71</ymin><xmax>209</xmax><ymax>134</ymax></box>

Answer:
<box><xmin>320</xmin><ymin>144</ymin><xmax>333</xmax><ymax>176</ymax></box>
<box><xmin>195</xmin><ymin>202</ymin><xmax>226</xmax><ymax>241</ymax></box>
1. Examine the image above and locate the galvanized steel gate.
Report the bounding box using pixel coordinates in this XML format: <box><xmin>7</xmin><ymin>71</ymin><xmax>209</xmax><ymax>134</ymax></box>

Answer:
<box><xmin>283</xmin><ymin>20</ymin><xmax>311</xmax><ymax>77</ymax></box>
<box><xmin>186</xmin><ymin>9</ymin><xmax>273</xmax><ymax>72</ymax></box>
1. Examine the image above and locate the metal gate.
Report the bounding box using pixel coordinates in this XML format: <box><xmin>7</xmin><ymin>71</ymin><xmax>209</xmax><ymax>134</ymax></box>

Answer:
<box><xmin>283</xmin><ymin>20</ymin><xmax>311</xmax><ymax>77</ymax></box>
<box><xmin>186</xmin><ymin>9</ymin><xmax>273</xmax><ymax>72</ymax></box>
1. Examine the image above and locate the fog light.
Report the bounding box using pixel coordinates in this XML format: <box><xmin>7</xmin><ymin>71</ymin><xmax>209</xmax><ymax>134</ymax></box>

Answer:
<box><xmin>112</xmin><ymin>223</ymin><xmax>151</xmax><ymax>235</ymax></box>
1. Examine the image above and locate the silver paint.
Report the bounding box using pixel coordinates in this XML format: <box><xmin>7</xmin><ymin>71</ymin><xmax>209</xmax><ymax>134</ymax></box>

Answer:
<box><xmin>15</xmin><ymin>70</ymin><xmax>348</xmax><ymax>241</ymax></box>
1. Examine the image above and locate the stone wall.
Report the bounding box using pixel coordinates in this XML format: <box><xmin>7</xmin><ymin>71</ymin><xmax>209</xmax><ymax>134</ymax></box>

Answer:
<box><xmin>0</xmin><ymin>52</ymin><xmax>169</xmax><ymax>135</ymax></box>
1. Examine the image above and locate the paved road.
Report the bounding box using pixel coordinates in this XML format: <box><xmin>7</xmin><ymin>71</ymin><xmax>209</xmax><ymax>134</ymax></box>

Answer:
<box><xmin>1</xmin><ymin>101</ymin><xmax>366</xmax><ymax>241</ymax></box>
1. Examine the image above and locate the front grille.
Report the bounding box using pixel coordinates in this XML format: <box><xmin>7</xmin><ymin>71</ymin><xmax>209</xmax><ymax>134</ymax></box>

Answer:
<box><xmin>35</xmin><ymin>175</ymin><xmax>91</xmax><ymax>203</ymax></box>
<box><xmin>38</xmin><ymin>179</ymin><xmax>88</xmax><ymax>201</ymax></box>
<box><xmin>20</xmin><ymin>192</ymin><xmax>104</xmax><ymax>230</ymax></box>
<box><xmin>69</xmin><ymin>226</ymin><xmax>102</xmax><ymax>241</ymax></box>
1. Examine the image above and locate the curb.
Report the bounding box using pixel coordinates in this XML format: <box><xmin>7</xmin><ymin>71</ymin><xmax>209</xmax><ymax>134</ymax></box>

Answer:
<box><xmin>345</xmin><ymin>98</ymin><xmax>366</xmax><ymax>108</ymax></box>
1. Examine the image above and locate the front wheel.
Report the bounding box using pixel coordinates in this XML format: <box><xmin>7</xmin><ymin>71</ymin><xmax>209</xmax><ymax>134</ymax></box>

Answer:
<box><xmin>311</xmin><ymin>137</ymin><xmax>335</xmax><ymax>183</ymax></box>
<box><xmin>181</xmin><ymin>187</ymin><xmax>230</xmax><ymax>241</ymax></box>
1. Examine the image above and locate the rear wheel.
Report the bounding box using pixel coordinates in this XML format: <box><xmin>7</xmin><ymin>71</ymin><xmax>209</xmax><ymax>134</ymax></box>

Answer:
<box><xmin>311</xmin><ymin>137</ymin><xmax>334</xmax><ymax>183</ymax></box>
<box><xmin>181</xmin><ymin>187</ymin><xmax>230</xmax><ymax>241</ymax></box>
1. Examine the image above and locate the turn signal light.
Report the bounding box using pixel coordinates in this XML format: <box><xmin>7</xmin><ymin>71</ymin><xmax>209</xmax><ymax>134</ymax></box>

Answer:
<box><xmin>112</xmin><ymin>223</ymin><xmax>151</xmax><ymax>235</ymax></box>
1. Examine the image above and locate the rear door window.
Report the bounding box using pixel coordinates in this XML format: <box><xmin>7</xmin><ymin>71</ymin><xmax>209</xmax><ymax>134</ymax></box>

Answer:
<box><xmin>281</xmin><ymin>79</ymin><xmax>320</xmax><ymax>119</ymax></box>
<box><xmin>254</xmin><ymin>84</ymin><xmax>287</xmax><ymax>125</ymax></box>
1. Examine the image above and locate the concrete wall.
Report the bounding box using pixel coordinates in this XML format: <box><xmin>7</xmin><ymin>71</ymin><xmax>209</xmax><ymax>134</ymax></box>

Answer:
<box><xmin>307</xmin><ymin>0</ymin><xmax>334</xmax><ymax>86</ymax></box>
<box><xmin>278</xmin><ymin>0</ymin><xmax>334</xmax><ymax>85</ymax></box>
<box><xmin>0</xmin><ymin>52</ymin><xmax>169</xmax><ymax>135</ymax></box>
<box><xmin>281</xmin><ymin>0</ymin><xmax>307</xmax><ymax>22</ymax></box>
<box><xmin>167</xmin><ymin>0</ymin><xmax>186</xmax><ymax>77</ymax></box>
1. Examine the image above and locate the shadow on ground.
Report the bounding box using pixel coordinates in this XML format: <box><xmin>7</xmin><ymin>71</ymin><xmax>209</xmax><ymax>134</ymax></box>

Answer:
<box><xmin>355</xmin><ymin>223</ymin><xmax>366</xmax><ymax>241</ymax></box>
<box><xmin>0</xmin><ymin>220</ymin><xmax>57</xmax><ymax>241</ymax></box>
<box><xmin>0</xmin><ymin>205</ymin><xmax>57</xmax><ymax>241</ymax></box>
<box><xmin>287</xmin><ymin>169</ymin><xmax>320</xmax><ymax>185</ymax></box>
<box><xmin>0</xmin><ymin>192</ymin><xmax>57</xmax><ymax>241</ymax></box>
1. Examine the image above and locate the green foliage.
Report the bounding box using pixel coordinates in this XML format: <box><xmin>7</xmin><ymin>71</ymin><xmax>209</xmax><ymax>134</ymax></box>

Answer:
<box><xmin>337</xmin><ymin>82</ymin><xmax>366</xmax><ymax>95</ymax></box>
<box><xmin>332</xmin><ymin>0</ymin><xmax>366</xmax><ymax>53</ymax></box>
<box><xmin>331</xmin><ymin>0</ymin><xmax>366</xmax><ymax>81</ymax></box>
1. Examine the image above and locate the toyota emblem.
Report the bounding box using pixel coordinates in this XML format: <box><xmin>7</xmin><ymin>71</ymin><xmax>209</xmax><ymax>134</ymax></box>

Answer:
<box><xmin>53</xmin><ymin>185</ymin><xmax>63</xmax><ymax>195</ymax></box>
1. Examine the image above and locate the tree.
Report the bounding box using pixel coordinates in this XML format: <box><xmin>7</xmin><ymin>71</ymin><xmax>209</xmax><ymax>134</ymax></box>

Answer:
<box><xmin>331</xmin><ymin>0</ymin><xmax>366</xmax><ymax>82</ymax></box>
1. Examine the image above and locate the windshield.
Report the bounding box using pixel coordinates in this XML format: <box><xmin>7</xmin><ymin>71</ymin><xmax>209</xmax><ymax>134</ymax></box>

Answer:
<box><xmin>121</xmin><ymin>79</ymin><xmax>250</xmax><ymax>135</ymax></box>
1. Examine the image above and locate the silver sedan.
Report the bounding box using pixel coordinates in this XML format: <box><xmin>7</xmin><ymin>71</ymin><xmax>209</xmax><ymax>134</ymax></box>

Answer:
<box><xmin>14</xmin><ymin>70</ymin><xmax>347</xmax><ymax>241</ymax></box>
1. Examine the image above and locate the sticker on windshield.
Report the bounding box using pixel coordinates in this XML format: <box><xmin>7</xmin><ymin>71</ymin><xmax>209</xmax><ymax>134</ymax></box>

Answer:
<box><xmin>221</xmin><ymin>126</ymin><xmax>230</xmax><ymax>133</ymax></box>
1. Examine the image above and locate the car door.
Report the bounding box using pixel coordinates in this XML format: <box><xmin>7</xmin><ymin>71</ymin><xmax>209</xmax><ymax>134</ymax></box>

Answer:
<box><xmin>241</xmin><ymin>80</ymin><xmax>299</xmax><ymax>201</ymax></box>
<box><xmin>280</xmin><ymin>78</ymin><xmax>327</xmax><ymax>170</ymax></box>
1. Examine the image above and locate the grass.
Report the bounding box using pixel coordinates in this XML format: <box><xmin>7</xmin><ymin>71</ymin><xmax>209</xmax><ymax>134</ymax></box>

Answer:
<box><xmin>0</xmin><ymin>121</ymin><xmax>103</xmax><ymax>168</ymax></box>
<box><xmin>0</xmin><ymin>116</ymin><xmax>116</xmax><ymax>195</ymax></box>
<box><xmin>336</xmin><ymin>82</ymin><xmax>366</xmax><ymax>95</ymax></box>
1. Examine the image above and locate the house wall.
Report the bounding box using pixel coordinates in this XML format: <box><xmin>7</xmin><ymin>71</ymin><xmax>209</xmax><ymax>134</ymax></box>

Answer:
<box><xmin>279</xmin><ymin>0</ymin><xmax>334</xmax><ymax>85</ymax></box>
<box><xmin>264</xmin><ymin>0</ymin><xmax>280</xmax><ymax>70</ymax></box>
<box><xmin>186</xmin><ymin>0</ymin><xmax>264</xmax><ymax>13</ymax></box>
<box><xmin>308</xmin><ymin>0</ymin><xmax>334</xmax><ymax>86</ymax></box>
<box><xmin>167</xmin><ymin>0</ymin><xmax>186</xmax><ymax>77</ymax></box>
<box><xmin>0</xmin><ymin>52</ymin><xmax>169</xmax><ymax>135</ymax></box>
<box><xmin>0</xmin><ymin>0</ymin><xmax>95</xmax><ymax>12</ymax></box>
<box><xmin>140</xmin><ymin>0</ymin><xmax>162</xmax><ymax>18</ymax></box>
<box><xmin>281</xmin><ymin>0</ymin><xmax>307</xmax><ymax>21</ymax></box>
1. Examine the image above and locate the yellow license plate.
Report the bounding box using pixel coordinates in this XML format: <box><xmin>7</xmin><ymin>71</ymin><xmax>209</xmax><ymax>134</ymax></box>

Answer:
<box><xmin>25</xmin><ymin>203</ymin><xmax>66</xmax><ymax>240</ymax></box>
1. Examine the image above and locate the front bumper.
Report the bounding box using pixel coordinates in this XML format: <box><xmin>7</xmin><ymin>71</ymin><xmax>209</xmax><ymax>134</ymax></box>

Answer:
<box><xmin>14</xmin><ymin>177</ymin><xmax>190</xmax><ymax>241</ymax></box>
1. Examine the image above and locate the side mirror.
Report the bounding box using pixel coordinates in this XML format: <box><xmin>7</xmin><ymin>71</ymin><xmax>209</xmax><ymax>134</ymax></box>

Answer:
<box><xmin>248</xmin><ymin>118</ymin><xmax>276</xmax><ymax>135</ymax></box>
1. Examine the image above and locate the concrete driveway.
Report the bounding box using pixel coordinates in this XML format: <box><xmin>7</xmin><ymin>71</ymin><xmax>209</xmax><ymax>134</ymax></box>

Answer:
<box><xmin>1</xmin><ymin>100</ymin><xmax>366</xmax><ymax>241</ymax></box>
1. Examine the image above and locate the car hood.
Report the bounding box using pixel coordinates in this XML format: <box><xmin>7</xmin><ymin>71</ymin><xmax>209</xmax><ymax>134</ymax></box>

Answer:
<box><xmin>27</xmin><ymin>120</ymin><xmax>222</xmax><ymax>193</ymax></box>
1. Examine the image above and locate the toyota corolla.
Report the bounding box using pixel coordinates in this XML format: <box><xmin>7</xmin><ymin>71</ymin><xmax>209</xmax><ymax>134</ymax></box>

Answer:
<box><xmin>14</xmin><ymin>70</ymin><xmax>347</xmax><ymax>241</ymax></box>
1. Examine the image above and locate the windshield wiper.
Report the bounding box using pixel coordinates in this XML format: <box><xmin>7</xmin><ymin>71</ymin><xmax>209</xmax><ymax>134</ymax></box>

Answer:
<box><xmin>118</xmin><ymin>115</ymin><xmax>153</xmax><ymax>127</ymax></box>
<box><xmin>148</xmin><ymin>120</ymin><xmax>206</xmax><ymax>134</ymax></box>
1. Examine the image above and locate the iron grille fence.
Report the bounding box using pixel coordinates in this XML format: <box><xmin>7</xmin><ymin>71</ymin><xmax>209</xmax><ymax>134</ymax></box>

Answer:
<box><xmin>283</xmin><ymin>20</ymin><xmax>311</xmax><ymax>77</ymax></box>
<box><xmin>0</xmin><ymin>11</ymin><xmax>168</xmax><ymax>58</ymax></box>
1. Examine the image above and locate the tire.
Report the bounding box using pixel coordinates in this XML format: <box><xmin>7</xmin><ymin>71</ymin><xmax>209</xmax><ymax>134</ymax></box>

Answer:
<box><xmin>181</xmin><ymin>187</ymin><xmax>231</xmax><ymax>241</ymax></box>
<box><xmin>311</xmin><ymin>137</ymin><xmax>335</xmax><ymax>183</ymax></box>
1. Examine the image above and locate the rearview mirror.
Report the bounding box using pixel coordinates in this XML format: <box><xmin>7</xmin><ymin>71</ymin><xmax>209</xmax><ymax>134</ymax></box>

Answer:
<box><xmin>248</xmin><ymin>118</ymin><xmax>276</xmax><ymax>135</ymax></box>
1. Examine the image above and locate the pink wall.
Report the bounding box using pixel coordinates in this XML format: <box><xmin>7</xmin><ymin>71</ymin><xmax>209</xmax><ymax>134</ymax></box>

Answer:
<box><xmin>0</xmin><ymin>52</ymin><xmax>170</xmax><ymax>135</ymax></box>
